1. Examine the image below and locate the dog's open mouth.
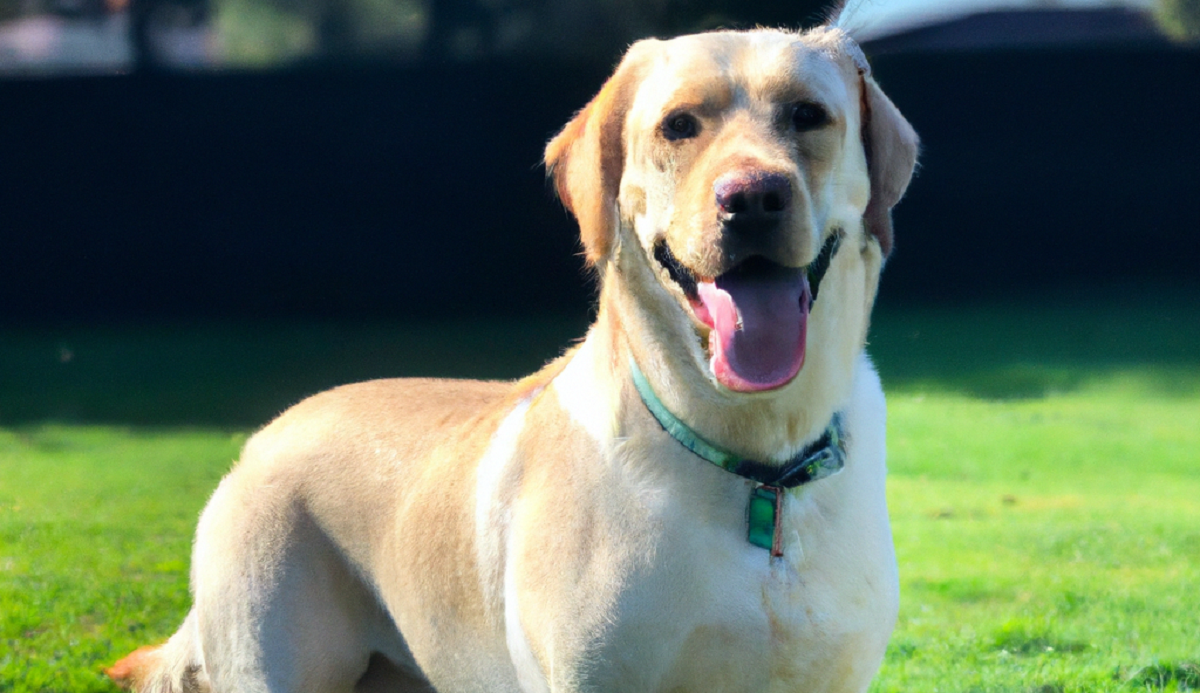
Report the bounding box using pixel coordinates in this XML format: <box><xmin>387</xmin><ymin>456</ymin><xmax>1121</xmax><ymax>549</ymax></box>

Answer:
<box><xmin>654</xmin><ymin>233</ymin><xmax>840</xmax><ymax>393</ymax></box>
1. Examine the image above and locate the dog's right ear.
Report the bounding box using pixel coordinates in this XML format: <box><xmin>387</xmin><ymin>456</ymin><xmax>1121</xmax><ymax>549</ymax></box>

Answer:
<box><xmin>545</xmin><ymin>42</ymin><xmax>654</xmax><ymax>266</ymax></box>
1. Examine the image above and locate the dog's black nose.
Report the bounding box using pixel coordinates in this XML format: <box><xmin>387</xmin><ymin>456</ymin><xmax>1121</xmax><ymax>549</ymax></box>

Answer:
<box><xmin>714</xmin><ymin>171</ymin><xmax>792</xmax><ymax>226</ymax></box>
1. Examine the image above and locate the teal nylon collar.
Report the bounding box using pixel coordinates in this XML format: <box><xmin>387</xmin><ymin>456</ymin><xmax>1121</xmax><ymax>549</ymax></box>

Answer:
<box><xmin>630</xmin><ymin>358</ymin><xmax>846</xmax><ymax>488</ymax></box>
<box><xmin>629</xmin><ymin>358</ymin><xmax>847</xmax><ymax>556</ymax></box>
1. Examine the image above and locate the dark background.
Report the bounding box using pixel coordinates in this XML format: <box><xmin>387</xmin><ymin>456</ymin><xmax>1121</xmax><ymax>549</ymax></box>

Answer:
<box><xmin>2</xmin><ymin>3</ymin><xmax>1198</xmax><ymax>324</ymax></box>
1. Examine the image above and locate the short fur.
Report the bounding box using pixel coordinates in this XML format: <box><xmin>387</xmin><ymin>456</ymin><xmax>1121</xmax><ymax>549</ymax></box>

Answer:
<box><xmin>109</xmin><ymin>25</ymin><xmax>918</xmax><ymax>692</ymax></box>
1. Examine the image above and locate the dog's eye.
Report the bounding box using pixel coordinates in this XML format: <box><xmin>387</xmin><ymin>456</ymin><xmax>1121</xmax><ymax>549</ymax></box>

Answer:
<box><xmin>791</xmin><ymin>102</ymin><xmax>828</xmax><ymax>131</ymax></box>
<box><xmin>663</xmin><ymin>113</ymin><xmax>699</xmax><ymax>140</ymax></box>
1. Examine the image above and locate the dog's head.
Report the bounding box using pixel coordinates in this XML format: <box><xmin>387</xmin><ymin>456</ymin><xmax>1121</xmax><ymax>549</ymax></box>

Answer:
<box><xmin>547</xmin><ymin>27</ymin><xmax>917</xmax><ymax>401</ymax></box>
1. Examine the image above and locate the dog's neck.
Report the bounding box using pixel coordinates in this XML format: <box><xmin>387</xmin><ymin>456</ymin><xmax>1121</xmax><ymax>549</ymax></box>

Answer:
<box><xmin>628</xmin><ymin>355</ymin><xmax>846</xmax><ymax>484</ymax></box>
<box><xmin>590</xmin><ymin>272</ymin><xmax>851</xmax><ymax>465</ymax></box>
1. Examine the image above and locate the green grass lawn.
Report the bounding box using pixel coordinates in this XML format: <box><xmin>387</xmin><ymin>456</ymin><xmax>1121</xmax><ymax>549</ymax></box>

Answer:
<box><xmin>2</xmin><ymin>287</ymin><xmax>1198</xmax><ymax>691</ymax></box>
<box><xmin>879</xmin><ymin>390</ymin><xmax>1200</xmax><ymax>692</ymax></box>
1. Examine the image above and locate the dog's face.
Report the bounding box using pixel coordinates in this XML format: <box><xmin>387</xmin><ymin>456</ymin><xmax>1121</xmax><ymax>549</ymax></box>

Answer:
<box><xmin>548</xmin><ymin>27</ymin><xmax>917</xmax><ymax>402</ymax></box>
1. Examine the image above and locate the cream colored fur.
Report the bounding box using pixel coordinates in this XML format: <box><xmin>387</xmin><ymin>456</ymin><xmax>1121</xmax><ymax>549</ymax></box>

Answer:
<box><xmin>108</xmin><ymin>25</ymin><xmax>918</xmax><ymax>693</ymax></box>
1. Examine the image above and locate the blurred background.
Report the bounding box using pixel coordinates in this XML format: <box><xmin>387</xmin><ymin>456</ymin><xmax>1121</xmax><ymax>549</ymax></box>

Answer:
<box><xmin>1</xmin><ymin>0</ymin><xmax>1198</xmax><ymax>424</ymax></box>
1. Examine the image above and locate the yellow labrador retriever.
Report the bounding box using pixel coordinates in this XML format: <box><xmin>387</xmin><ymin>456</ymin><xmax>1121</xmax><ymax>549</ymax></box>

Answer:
<box><xmin>109</xmin><ymin>21</ymin><xmax>917</xmax><ymax>693</ymax></box>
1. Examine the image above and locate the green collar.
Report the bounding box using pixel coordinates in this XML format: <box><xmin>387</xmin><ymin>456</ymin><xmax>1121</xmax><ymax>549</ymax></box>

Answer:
<box><xmin>630</xmin><ymin>358</ymin><xmax>846</xmax><ymax>556</ymax></box>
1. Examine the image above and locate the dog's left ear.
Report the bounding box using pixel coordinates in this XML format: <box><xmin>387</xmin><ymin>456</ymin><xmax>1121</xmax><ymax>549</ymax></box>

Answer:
<box><xmin>860</xmin><ymin>75</ymin><xmax>919</xmax><ymax>258</ymax></box>
<box><xmin>545</xmin><ymin>42</ymin><xmax>654</xmax><ymax>266</ymax></box>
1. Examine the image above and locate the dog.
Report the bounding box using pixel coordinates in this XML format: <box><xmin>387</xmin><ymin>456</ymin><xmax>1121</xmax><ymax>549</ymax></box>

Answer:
<box><xmin>108</xmin><ymin>20</ymin><xmax>917</xmax><ymax>693</ymax></box>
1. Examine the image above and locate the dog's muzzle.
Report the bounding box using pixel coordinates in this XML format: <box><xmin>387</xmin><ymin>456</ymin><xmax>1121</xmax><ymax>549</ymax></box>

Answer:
<box><xmin>653</xmin><ymin>231</ymin><xmax>841</xmax><ymax>393</ymax></box>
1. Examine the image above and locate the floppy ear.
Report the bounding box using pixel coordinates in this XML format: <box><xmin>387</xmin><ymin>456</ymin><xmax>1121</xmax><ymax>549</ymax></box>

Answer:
<box><xmin>860</xmin><ymin>74</ymin><xmax>919</xmax><ymax>258</ymax></box>
<box><xmin>545</xmin><ymin>43</ymin><xmax>652</xmax><ymax>265</ymax></box>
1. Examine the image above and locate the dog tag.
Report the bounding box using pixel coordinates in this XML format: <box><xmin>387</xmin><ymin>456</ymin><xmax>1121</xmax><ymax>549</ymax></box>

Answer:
<box><xmin>747</xmin><ymin>485</ymin><xmax>784</xmax><ymax>557</ymax></box>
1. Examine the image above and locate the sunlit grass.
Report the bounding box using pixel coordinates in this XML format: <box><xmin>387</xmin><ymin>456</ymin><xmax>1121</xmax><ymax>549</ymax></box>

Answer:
<box><xmin>0</xmin><ymin>427</ymin><xmax>240</xmax><ymax>692</ymax></box>
<box><xmin>875</xmin><ymin>388</ymin><xmax>1200</xmax><ymax>692</ymax></box>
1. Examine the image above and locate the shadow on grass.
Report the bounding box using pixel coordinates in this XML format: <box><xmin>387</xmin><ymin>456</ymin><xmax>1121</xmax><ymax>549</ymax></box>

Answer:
<box><xmin>0</xmin><ymin>315</ymin><xmax>590</xmax><ymax>428</ymax></box>
<box><xmin>1127</xmin><ymin>661</ymin><xmax>1200</xmax><ymax>692</ymax></box>
<box><xmin>869</xmin><ymin>284</ymin><xmax>1200</xmax><ymax>399</ymax></box>
<box><xmin>990</xmin><ymin>619</ymin><xmax>1089</xmax><ymax>657</ymax></box>
<box><xmin>1</xmin><ymin>284</ymin><xmax>1198</xmax><ymax>428</ymax></box>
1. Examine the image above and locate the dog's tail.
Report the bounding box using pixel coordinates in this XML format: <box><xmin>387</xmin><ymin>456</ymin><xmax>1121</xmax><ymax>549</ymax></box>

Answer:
<box><xmin>106</xmin><ymin>611</ymin><xmax>210</xmax><ymax>693</ymax></box>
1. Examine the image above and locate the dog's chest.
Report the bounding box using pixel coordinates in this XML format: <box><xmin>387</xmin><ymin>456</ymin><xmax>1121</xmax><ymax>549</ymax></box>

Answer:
<box><xmin>500</xmin><ymin>354</ymin><xmax>897</xmax><ymax>691</ymax></box>
<box><xmin>580</xmin><ymin>466</ymin><xmax>894</xmax><ymax>692</ymax></box>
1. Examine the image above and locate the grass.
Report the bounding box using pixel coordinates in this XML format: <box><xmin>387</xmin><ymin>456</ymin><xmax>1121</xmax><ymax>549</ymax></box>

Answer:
<box><xmin>0</xmin><ymin>428</ymin><xmax>240</xmax><ymax>691</ymax></box>
<box><xmin>877</xmin><ymin>389</ymin><xmax>1200</xmax><ymax>692</ymax></box>
<box><xmin>1</xmin><ymin>286</ymin><xmax>1198</xmax><ymax>691</ymax></box>
<box><xmin>872</xmin><ymin>288</ymin><xmax>1200</xmax><ymax>691</ymax></box>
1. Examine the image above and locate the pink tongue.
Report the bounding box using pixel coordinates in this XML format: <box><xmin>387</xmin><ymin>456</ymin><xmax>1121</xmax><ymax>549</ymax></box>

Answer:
<box><xmin>695</xmin><ymin>262</ymin><xmax>809</xmax><ymax>392</ymax></box>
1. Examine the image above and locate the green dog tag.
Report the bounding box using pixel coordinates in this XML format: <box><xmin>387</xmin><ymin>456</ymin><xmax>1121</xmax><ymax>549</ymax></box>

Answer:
<box><xmin>747</xmin><ymin>486</ymin><xmax>779</xmax><ymax>553</ymax></box>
